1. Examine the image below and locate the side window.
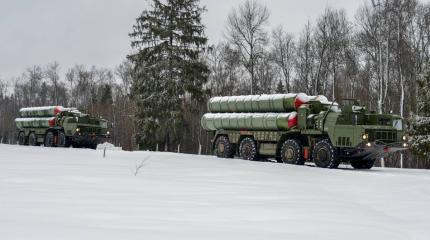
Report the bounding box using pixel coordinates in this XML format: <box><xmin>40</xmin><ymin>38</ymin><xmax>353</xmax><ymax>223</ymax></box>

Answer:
<box><xmin>393</xmin><ymin>119</ymin><xmax>403</xmax><ymax>131</ymax></box>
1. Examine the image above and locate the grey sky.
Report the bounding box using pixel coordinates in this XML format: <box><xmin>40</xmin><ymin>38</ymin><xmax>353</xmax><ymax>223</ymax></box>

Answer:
<box><xmin>0</xmin><ymin>0</ymin><xmax>414</xmax><ymax>81</ymax></box>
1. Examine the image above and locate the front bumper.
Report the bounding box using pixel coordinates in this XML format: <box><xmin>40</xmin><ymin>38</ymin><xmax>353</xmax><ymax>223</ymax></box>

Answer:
<box><xmin>72</xmin><ymin>133</ymin><xmax>111</xmax><ymax>146</ymax></box>
<box><xmin>344</xmin><ymin>141</ymin><xmax>408</xmax><ymax>161</ymax></box>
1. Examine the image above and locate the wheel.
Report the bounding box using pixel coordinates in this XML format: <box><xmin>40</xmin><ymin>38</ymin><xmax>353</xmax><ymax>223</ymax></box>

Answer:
<box><xmin>351</xmin><ymin>159</ymin><xmax>375</xmax><ymax>169</ymax></box>
<box><xmin>214</xmin><ymin>135</ymin><xmax>235</xmax><ymax>158</ymax></box>
<box><xmin>45</xmin><ymin>132</ymin><xmax>55</xmax><ymax>147</ymax></box>
<box><xmin>57</xmin><ymin>131</ymin><xmax>68</xmax><ymax>147</ymax></box>
<box><xmin>239</xmin><ymin>137</ymin><xmax>258</xmax><ymax>161</ymax></box>
<box><xmin>280</xmin><ymin>139</ymin><xmax>305</xmax><ymax>165</ymax></box>
<box><xmin>28</xmin><ymin>132</ymin><xmax>38</xmax><ymax>146</ymax></box>
<box><xmin>312</xmin><ymin>139</ymin><xmax>340</xmax><ymax>169</ymax></box>
<box><xmin>18</xmin><ymin>132</ymin><xmax>27</xmax><ymax>145</ymax></box>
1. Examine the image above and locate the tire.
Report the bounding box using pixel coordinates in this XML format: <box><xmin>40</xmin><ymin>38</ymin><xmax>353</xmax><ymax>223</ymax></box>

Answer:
<box><xmin>214</xmin><ymin>135</ymin><xmax>235</xmax><ymax>158</ymax></box>
<box><xmin>280</xmin><ymin>139</ymin><xmax>305</xmax><ymax>165</ymax></box>
<box><xmin>18</xmin><ymin>132</ymin><xmax>27</xmax><ymax>145</ymax></box>
<box><xmin>57</xmin><ymin>131</ymin><xmax>68</xmax><ymax>148</ymax></box>
<box><xmin>28</xmin><ymin>132</ymin><xmax>38</xmax><ymax>146</ymax></box>
<box><xmin>351</xmin><ymin>159</ymin><xmax>375</xmax><ymax>169</ymax></box>
<box><xmin>239</xmin><ymin>137</ymin><xmax>258</xmax><ymax>161</ymax></box>
<box><xmin>45</xmin><ymin>132</ymin><xmax>55</xmax><ymax>147</ymax></box>
<box><xmin>312</xmin><ymin>139</ymin><xmax>340</xmax><ymax>169</ymax></box>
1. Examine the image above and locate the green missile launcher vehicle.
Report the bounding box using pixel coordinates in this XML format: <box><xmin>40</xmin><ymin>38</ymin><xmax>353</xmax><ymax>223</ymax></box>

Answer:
<box><xmin>201</xmin><ymin>94</ymin><xmax>407</xmax><ymax>169</ymax></box>
<box><xmin>15</xmin><ymin>106</ymin><xmax>111</xmax><ymax>149</ymax></box>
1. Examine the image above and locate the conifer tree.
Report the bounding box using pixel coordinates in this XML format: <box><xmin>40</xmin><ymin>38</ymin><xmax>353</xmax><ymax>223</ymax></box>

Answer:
<box><xmin>410</xmin><ymin>62</ymin><xmax>430</xmax><ymax>159</ymax></box>
<box><xmin>129</xmin><ymin>0</ymin><xmax>209</xmax><ymax>150</ymax></box>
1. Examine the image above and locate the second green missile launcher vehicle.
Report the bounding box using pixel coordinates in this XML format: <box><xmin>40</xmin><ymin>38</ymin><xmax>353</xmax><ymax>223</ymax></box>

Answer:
<box><xmin>16</xmin><ymin>106</ymin><xmax>111</xmax><ymax>149</ymax></box>
<box><xmin>201</xmin><ymin>94</ymin><xmax>407</xmax><ymax>169</ymax></box>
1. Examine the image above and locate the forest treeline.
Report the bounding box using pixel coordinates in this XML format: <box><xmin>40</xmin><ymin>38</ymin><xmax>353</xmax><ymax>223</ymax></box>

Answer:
<box><xmin>0</xmin><ymin>0</ymin><xmax>429</xmax><ymax>167</ymax></box>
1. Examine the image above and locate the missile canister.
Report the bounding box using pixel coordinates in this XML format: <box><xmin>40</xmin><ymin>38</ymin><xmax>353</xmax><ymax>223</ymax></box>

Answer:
<box><xmin>207</xmin><ymin>93</ymin><xmax>310</xmax><ymax>113</ymax></box>
<box><xmin>19</xmin><ymin>106</ymin><xmax>64</xmax><ymax>118</ymax></box>
<box><xmin>201</xmin><ymin>112</ymin><xmax>298</xmax><ymax>131</ymax></box>
<box><xmin>15</xmin><ymin>117</ymin><xmax>56</xmax><ymax>129</ymax></box>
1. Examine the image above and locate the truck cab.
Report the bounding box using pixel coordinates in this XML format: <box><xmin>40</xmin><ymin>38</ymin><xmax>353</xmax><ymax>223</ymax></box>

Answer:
<box><xmin>298</xmin><ymin>99</ymin><xmax>406</xmax><ymax>168</ymax></box>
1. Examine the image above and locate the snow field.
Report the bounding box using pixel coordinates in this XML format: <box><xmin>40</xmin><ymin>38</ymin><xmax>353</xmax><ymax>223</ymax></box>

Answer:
<box><xmin>0</xmin><ymin>144</ymin><xmax>429</xmax><ymax>240</ymax></box>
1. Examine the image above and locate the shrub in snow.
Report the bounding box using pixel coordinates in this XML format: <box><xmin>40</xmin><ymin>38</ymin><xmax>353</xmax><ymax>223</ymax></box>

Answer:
<box><xmin>409</xmin><ymin>116</ymin><xmax>430</xmax><ymax>159</ymax></box>
<box><xmin>96</xmin><ymin>142</ymin><xmax>122</xmax><ymax>151</ymax></box>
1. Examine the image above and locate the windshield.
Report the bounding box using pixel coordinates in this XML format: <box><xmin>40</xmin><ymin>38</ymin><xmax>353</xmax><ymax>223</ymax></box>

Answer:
<box><xmin>392</xmin><ymin>119</ymin><xmax>403</xmax><ymax>131</ymax></box>
<box><xmin>339</xmin><ymin>99</ymin><xmax>359</xmax><ymax>109</ymax></box>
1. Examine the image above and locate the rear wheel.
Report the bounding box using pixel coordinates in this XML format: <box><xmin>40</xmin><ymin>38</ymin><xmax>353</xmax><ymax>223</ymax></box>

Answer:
<box><xmin>239</xmin><ymin>137</ymin><xmax>258</xmax><ymax>161</ymax></box>
<box><xmin>45</xmin><ymin>132</ymin><xmax>55</xmax><ymax>147</ymax></box>
<box><xmin>351</xmin><ymin>159</ymin><xmax>375</xmax><ymax>169</ymax></box>
<box><xmin>214</xmin><ymin>136</ymin><xmax>235</xmax><ymax>158</ymax></box>
<box><xmin>313</xmin><ymin>139</ymin><xmax>340</xmax><ymax>169</ymax></box>
<box><xmin>28</xmin><ymin>132</ymin><xmax>38</xmax><ymax>146</ymax></box>
<box><xmin>18</xmin><ymin>132</ymin><xmax>27</xmax><ymax>145</ymax></box>
<box><xmin>280</xmin><ymin>139</ymin><xmax>305</xmax><ymax>165</ymax></box>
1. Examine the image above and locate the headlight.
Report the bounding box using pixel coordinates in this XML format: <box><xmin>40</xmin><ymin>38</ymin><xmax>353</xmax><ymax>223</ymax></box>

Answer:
<box><xmin>403</xmin><ymin>143</ymin><xmax>408</xmax><ymax>148</ymax></box>
<box><xmin>76</xmin><ymin>128</ymin><xmax>80</xmax><ymax>132</ymax></box>
<box><xmin>402</xmin><ymin>135</ymin><xmax>407</xmax><ymax>141</ymax></box>
<box><xmin>362</xmin><ymin>134</ymin><xmax>368</xmax><ymax>140</ymax></box>
<box><xmin>366</xmin><ymin>142</ymin><xmax>372</xmax><ymax>147</ymax></box>
<box><xmin>107</xmin><ymin>131</ymin><xmax>110</xmax><ymax>135</ymax></box>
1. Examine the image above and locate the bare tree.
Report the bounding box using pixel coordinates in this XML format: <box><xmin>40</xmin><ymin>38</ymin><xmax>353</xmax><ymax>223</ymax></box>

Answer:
<box><xmin>45</xmin><ymin>61</ymin><xmax>60</xmax><ymax>105</ymax></box>
<box><xmin>356</xmin><ymin>1</ymin><xmax>393</xmax><ymax>113</ymax></box>
<box><xmin>226</xmin><ymin>0</ymin><xmax>270</xmax><ymax>94</ymax></box>
<box><xmin>294</xmin><ymin>21</ymin><xmax>315</xmax><ymax>94</ymax></box>
<box><xmin>206</xmin><ymin>43</ymin><xmax>243</xmax><ymax>96</ymax></box>
<box><xmin>116</xmin><ymin>60</ymin><xmax>133</xmax><ymax>96</ymax></box>
<box><xmin>271</xmin><ymin>25</ymin><xmax>295</xmax><ymax>92</ymax></box>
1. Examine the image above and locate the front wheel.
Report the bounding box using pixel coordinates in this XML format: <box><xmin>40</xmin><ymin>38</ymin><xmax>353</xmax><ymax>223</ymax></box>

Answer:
<box><xmin>239</xmin><ymin>137</ymin><xmax>258</xmax><ymax>161</ymax></box>
<box><xmin>280</xmin><ymin>139</ymin><xmax>305</xmax><ymax>165</ymax></box>
<box><xmin>57</xmin><ymin>131</ymin><xmax>69</xmax><ymax>148</ymax></box>
<box><xmin>351</xmin><ymin>159</ymin><xmax>375</xmax><ymax>169</ymax></box>
<box><xmin>312</xmin><ymin>139</ymin><xmax>340</xmax><ymax>169</ymax></box>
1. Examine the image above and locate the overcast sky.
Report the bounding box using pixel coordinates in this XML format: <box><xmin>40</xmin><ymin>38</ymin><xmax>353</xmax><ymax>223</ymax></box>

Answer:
<box><xmin>0</xmin><ymin>0</ymin><xmax>422</xmax><ymax>81</ymax></box>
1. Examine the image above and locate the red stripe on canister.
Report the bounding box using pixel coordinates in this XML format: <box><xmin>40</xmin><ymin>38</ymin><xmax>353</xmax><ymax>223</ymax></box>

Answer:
<box><xmin>54</xmin><ymin>106</ymin><xmax>63</xmax><ymax>116</ymax></box>
<box><xmin>288</xmin><ymin>112</ymin><xmax>298</xmax><ymax>128</ymax></box>
<box><xmin>48</xmin><ymin>118</ymin><xmax>56</xmax><ymax>127</ymax></box>
<box><xmin>294</xmin><ymin>93</ymin><xmax>309</xmax><ymax>109</ymax></box>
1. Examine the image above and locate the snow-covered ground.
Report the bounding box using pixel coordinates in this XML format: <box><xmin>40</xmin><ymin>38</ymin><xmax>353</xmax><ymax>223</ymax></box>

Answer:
<box><xmin>0</xmin><ymin>144</ymin><xmax>429</xmax><ymax>240</ymax></box>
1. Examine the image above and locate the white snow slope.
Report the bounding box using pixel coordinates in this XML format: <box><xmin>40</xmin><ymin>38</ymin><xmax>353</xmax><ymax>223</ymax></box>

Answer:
<box><xmin>0</xmin><ymin>144</ymin><xmax>429</xmax><ymax>240</ymax></box>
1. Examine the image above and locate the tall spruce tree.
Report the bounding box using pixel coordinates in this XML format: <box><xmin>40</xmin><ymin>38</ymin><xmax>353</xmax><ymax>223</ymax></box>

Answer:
<box><xmin>410</xmin><ymin>62</ymin><xmax>430</xmax><ymax>160</ymax></box>
<box><xmin>129</xmin><ymin>0</ymin><xmax>209</xmax><ymax>151</ymax></box>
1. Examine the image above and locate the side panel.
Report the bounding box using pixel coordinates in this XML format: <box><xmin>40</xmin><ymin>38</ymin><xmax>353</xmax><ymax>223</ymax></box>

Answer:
<box><xmin>219</xmin><ymin>129</ymin><xmax>303</xmax><ymax>157</ymax></box>
<box><xmin>332</xmin><ymin>125</ymin><xmax>355</xmax><ymax>147</ymax></box>
<box><xmin>259</xmin><ymin>143</ymin><xmax>277</xmax><ymax>156</ymax></box>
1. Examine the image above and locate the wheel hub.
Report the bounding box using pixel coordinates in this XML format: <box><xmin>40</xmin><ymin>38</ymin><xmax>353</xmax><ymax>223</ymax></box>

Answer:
<box><xmin>286</xmin><ymin>147</ymin><xmax>294</xmax><ymax>160</ymax></box>
<box><xmin>243</xmin><ymin>144</ymin><xmax>251</xmax><ymax>156</ymax></box>
<box><xmin>218</xmin><ymin>143</ymin><xmax>225</xmax><ymax>153</ymax></box>
<box><xmin>317</xmin><ymin>149</ymin><xmax>329</xmax><ymax>163</ymax></box>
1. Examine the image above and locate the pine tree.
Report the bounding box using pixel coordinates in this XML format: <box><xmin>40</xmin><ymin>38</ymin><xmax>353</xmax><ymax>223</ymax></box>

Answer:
<box><xmin>129</xmin><ymin>0</ymin><xmax>209</xmax><ymax>150</ymax></box>
<box><xmin>99</xmin><ymin>84</ymin><xmax>113</xmax><ymax>105</ymax></box>
<box><xmin>410</xmin><ymin>62</ymin><xmax>430</xmax><ymax>159</ymax></box>
<box><xmin>275</xmin><ymin>80</ymin><xmax>285</xmax><ymax>93</ymax></box>
<box><xmin>417</xmin><ymin>63</ymin><xmax>430</xmax><ymax>116</ymax></box>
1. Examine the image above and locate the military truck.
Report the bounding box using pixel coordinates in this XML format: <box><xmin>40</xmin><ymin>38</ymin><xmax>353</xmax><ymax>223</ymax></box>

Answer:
<box><xmin>15</xmin><ymin>106</ymin><xmax>111</xmax><ymax>149</ymax></box>
<box><xmin>201</xmin><ymin>94</ymin><xmax>407</xmax><ymax>169</ymax></box>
